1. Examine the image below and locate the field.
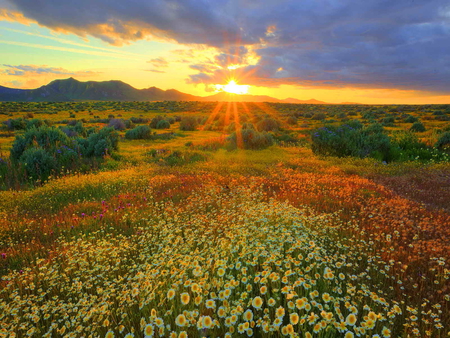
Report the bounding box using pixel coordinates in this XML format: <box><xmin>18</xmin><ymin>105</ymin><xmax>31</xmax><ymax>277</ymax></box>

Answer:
<box><xmin>0</xmin><ymin>101</ymin><xmax>449</xmax><ymax>338</ymax></box>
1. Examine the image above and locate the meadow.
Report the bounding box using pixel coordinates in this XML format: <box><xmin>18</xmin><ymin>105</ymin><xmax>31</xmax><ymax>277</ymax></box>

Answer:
<box><xmin>0</xmin><ymin>101</ymin><xmax>449</xmax><ymax>338</ymax></box>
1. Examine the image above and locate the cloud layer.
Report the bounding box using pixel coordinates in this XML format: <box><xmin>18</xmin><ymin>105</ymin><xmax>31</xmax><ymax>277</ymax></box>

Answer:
<box><xmin>2</xmin><ymin>64</ymin><xmax>98</xmax><ymax>77</ymax></box>
<box><xmin>3</xmin><ymin>0</ymin><xmax>450</xmax><ymax>92</ymax></box>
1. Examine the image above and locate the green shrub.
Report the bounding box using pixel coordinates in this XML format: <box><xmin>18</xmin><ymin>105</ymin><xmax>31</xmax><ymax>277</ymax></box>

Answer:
<box><xmin>227</xmin><ymin>129</ymin><xmax>273</xmax><ymax>150</ymax></box>
<box><xmin>20</xmin><ymin>148</ymin><xmax>57</xmax><ymax>182</ymax></box>
<box><xmin>78</xmin><ymin>127</ymin><xmax>119</xmax><ymax>157</ymax></box>
<box><xmin>311</xmin><ymin>123</ymin><xmax>392</xmax><ymax>161</ymax></box>
<box><xmin>150</xmin><ymin>116</ymin><xmax>165</xmax><ymax>129</ymax></box>
<box><xmin>3</xmin><ymin>118</ymin><xmax>27</xmax><ymax>130</ymax></box>
<box><xmin>125</xmin><ymin>125</ymin><xmax>152</xmax><ymax>140</ymax></box>
<box><xmin>311</xmin><ymin>112</ymin><xmax>326</xmax><ymax>120</ymax></box>
<box><xmin>257</xmin><ymin>118</ymin><xmax>280</xmax><ymax>132</ymax></box>
<box><xmin>286</xmin><ymin>116</ymin><xmax>297</xmax><ymax>125</ymax></box>
<box><xmin>410</xmin><ymin>121</ymin><xmax>426</xmax><ymax>132</ymax></box>
<box><xmin>108</xmin><ymin>119</ymin><xmax>126</xmax><ymax>131</ymax></box>
<box><xmin>156</xmin><ymin>119</ymin><xmax>171</xmax><ymax>129</ymax></box>
<box><xmin>26</xmin><ymin>119</ymin><xmax>46</xmax><ymax>130</ymax></box>
<box><xmin>179</xmin><ymin>116</ymin><xmax>198</xmax><ymax>131</ymax></box>
<box><xmin>404</xmin><ymin>115</ymin><xmax>418</xmax><ymax>123</ymax></box>
<box><xmin>436</xmin><ymin>131</ymin><xmax>450</xmax><ymax>149</ymax></box>
<box><xmin>10</xmin><ymin>126</ymin><xmax>71</xmax><ymax>160</ymax></box>
<box><xmin>130</xmin><ymin>117</ymin><xmax>149</xmax><ymax>124</ymax></box>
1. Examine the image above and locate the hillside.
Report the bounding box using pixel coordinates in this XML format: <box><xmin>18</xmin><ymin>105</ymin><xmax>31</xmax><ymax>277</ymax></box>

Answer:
<box><xmin>0</xmin><ymin>78</ymin><xmax>333</xmax><ymax>103</ymax></box>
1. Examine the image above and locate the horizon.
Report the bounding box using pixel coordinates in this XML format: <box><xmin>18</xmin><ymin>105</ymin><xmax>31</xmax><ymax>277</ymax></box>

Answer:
<box><xmin>1</xmin><ymin>1</ymin><xmax>450</xmax><ymax>104</ymax></box>
<box><xmin>3</xmin><ymin>76</ymin><xmax>450</xmax><ymax>105</ymax></box>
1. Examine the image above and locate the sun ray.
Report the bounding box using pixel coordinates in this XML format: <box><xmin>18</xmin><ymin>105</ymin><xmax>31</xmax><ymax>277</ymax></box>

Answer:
<box><xmin>232</xmin><ymin>101</ymin><xmax>244</xmax><ymax>149</ymax></box>
<box><xmin>201</xmin><ymin>101</ymin><xmax>224</xmax><ymax>131</ymax></box>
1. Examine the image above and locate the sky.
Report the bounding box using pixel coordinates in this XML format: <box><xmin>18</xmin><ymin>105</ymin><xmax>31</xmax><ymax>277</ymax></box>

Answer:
<box><xmin>1</xmin><ymin>0</ymin><xmax>450</xmax><ymax>104</ymax></box>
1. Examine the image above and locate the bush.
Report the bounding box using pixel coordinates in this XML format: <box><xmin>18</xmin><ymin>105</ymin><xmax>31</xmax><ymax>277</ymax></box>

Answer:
<box><xmin>10</xmin><ymin>126</ymin><xmax>71</xmax><ymax>160</ymax></box>
<box><xmin>150</xmin><ymin>116</ymin><xmax>165</xmax><ymax>129</ymax></box>
<box><xmin>286</xmin><ymin>116</ymin><xmax>297</xmax><ymax>125</ymax></box>
<box><xmin>227</xmin><ymin>129</ymin><xmax>273</xmax><ymax>150</ymax></box>
<box><xmin>108</xmin><ymin>119</ymin><xmax>126</xmax><ymax>131</ymax></box>
<box><xmin>257</xmin><ymin>118</ymin><xmax>280</xmax><ymax>132</ymax></box>
<box><xmin>78</xmin><ymin>127</ymin><xmax>119</xmax><ymax>157</ymax></box>
<box><xmin>26</xmin><ymin>119</ymin><xmax>45</xmax><ymax>130</ymax></box>
<box><xmin>311</xmin><ymin>112</ymin><xmax>326</xmax><ymax>120</ymax></box>
<box><xmin>130</xmin><ymin>117</ymin><xmax>149</xmax><ymax>124</ymax></box>
<box><xmin>156</xmin><ymin>119</ymin><xmax>171</xmax><ymax>129</ymax></box>
<box><xmin>179</xmin><ymin>116</ymin><xmax>198</xmax><ymax>131</ymax></box>
<box><xmin>3</xmin><ymin>118</ymin><xmax>26</xmax><ymax>130</ymax></box>
<box><xmin>410</xmin><ymin>121</ymin><xmax>426</xmax><ymax>132</ymax></box>
<box><xmin>311</xmin><ymin>123</ymin><xmax>392</xmax><ymax>161</ymax></box>
<box><xmin>20</xmin><ymin>148</ymin><xmax>57</xmax><ymax>182</ymax></box>
<box><xmin>125</xmin><ymin>125</ymin><xmax>152</xmax><ymax>140</ymax></box>
<box><xmin>436</xmin><ymin>131</ymin><xmax>450</xmax><ymax>149</ymax></box>
<box><xmin>405</xmin><ymin>115</ymin><xmax>419</xmax><ymax>123</ymax></box>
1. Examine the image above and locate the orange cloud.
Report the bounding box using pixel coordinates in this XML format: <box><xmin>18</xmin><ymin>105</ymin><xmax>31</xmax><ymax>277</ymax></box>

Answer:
<box><xmin>0</xmin><ymin>9</ymin><xmax>34</xmax><ymax>25</ymax></box>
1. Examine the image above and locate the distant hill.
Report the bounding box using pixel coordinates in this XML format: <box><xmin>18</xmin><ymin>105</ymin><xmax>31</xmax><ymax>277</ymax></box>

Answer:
<box><xmin>0</xmin><ymin>77</ymin><xmax>351</xmax><ymax>104</ymax></box>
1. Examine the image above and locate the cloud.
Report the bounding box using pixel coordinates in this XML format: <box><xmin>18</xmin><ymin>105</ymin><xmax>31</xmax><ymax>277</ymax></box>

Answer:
<box><xmin>3</xmin><ymin>0</ymin><xmax>450</xmax><ymax>92</ymax></box>
<box><xmin>147</xmin><ymin>57</ymin><xmax>169</xmax><ymax>68</ymax></box>
<box><xmin>145</xmin><ymin>69</ymin><xmax>166</xmax><ymax>73</ymax></box>
<box><xmin>2</xmin><ymin>64</ymin><xmax>99</xmax><ymax>77</ymax></box>
<box><xmin>0</xmin><ymin>8</ymin><xmax>33</xmax><ymax>25</ymax></box>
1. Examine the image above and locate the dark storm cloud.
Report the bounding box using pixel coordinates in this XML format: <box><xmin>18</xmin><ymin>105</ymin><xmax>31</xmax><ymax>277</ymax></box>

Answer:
<box><xmin>4</xmin><ymin>0</ymin><xmax>450</xmax><ymax>92</ymax></box>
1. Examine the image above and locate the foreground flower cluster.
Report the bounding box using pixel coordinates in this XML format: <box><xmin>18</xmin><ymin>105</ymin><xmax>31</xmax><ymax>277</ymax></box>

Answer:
<box><xmin>1</xmin><ymin>181</ymin><xmax>448</xmax><ymax>337</ymax></box>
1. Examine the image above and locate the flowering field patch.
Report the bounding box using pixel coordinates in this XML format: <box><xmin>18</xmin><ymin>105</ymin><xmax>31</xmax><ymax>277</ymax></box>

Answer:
<box><xmin>0</xmin><ymin>102</ymin><xmax>449</xmax><ymax>337</ymax></box>
<box><xmin>0</xmin><ymin>167</ymin><xmax>449</xmax><ymax>337</ymax></box>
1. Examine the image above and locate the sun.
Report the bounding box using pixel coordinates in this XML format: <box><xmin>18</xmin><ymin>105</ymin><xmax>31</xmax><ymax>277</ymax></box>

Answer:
<box><xmin>215</xmin><ymin>79</ymin><xmax>249</xmax><ymax>95</ymax></box>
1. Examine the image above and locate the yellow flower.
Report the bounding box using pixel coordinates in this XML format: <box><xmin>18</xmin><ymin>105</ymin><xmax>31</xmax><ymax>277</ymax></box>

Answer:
<box><xmin>276</xmin><ymin>306</ymin><xmax>285</xmax><ymax>318</ymax></box>
<box><xmin>167</xmin><ymin>289</ymin><xmax>175</xmax><ymax>299</ymax></box>
<box><xmin>346</xmin><ymin>313</ymin><xmax>357</xmax><ymax>326</ymax></box>
<box><xmin>178</xmin><ymin>331</ymin><xmax>187</xmax><ymax>338</ymax></box>
<box><xmin>252</xmin><ymin>296</ymin><xmax>263</xmax><ymax>310</ymax></box>
<box><xmin>244</xmin><ymin>309</ymin><xmax>253</xmax><ymax>322</ymax></box>
<box><xmin>382</xmin><ymin>327</ymin><xmax>391</xmax><ymax>337</ymax></box>
<box><xmin>144</xmin><ymin>324</ymin><xmax>154</xmax><ymax>337</ymax></box>
<box><xmin>202</xmin><ymin>316</ymin><xmax>213</xmax><ymax>329</ymax></box>
<box><xmin>180</xmin><ymin>292</ymin><xmax>190</xmax><ymax>305</ymax></box>
<box><xmin>344</xmin><ymin>331</ymin><xmax>354</xmax><ymax>338</ymax></box>
<box><xmin>290</xmin><ymin>313</ymin><xmax>299</xmax><ymax>325</ymax></box>
<box><xmin>105</xmin><ymin>331</ymin><xmax>114</xmax><ymax>338</ymax></box>
<box><xmin>175</xmin><ymin>314</ymin><xmax>187</xmax><ymax>327</ymax></box>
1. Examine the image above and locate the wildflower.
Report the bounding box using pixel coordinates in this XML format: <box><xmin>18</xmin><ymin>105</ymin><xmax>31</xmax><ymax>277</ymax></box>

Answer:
<box><xmin>175</xmin><ymin>314</ymin><xmax>187</xmax><ymax>327</ymax></box>
<box><xmin>252</xmin><ymin>296</ymin><xmax>263</xmax><ymax>309</ymax></box>
<box><xmin>346</xmin><ymin>313</ymin><xmax>357</xmax><ymax>326</ymax></box>
<box><xmin>202</xmin><ymin>316</ymin><xmax>213</xmax><ymax>329</ymax></box>
<box><xmin>167</xmin><ymin>289</ymin><xmax>176</xmax><ymax>300</ymax></box>
<box><xmin>105</xmin><ymin>331</ymin><xmax>114</xmax><ymax>338</ymax></box>
<box><xmin>276</xmin><ymin>306</ymin><xmax>285</xmax><ymax>318</ymax></box>
<box><xmin>144</xmin><ymin>324</ymin><xmax>154</xmax><ymax>338</ymax></box>
<box><xmin>180</xmin><ymin>292</ymin><xmax>190</xmax><ymax>305</ymax></box>
<box><xmin>244</xmin><ymin>309</ymin><xmax>253</xmax><ymax>322</ymax></box>
<box><xmin>205</xmin><ymin>299</ymin><xmax>216</xmax><ymax>309</ymax></box>
<box><xmin>290</xmin><ymin>313</ymin><xmax>299</xmax><ymax>325</ymax></box>
<box><xmin>382</xmin><ymin>327</ymin><xmax>391</xmax><ymax>337</ymax></box>
<box><xmin>344</xmin><ymin>331</ymin><xmax>355</xmax><ymax>338</ymax></box>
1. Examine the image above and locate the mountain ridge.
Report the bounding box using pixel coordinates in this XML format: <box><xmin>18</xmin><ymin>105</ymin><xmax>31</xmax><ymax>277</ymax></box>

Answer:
<box><xmin>0</xmin><ymin>77</ymin><xmax>348</xmax><ymax>104</ymax></box>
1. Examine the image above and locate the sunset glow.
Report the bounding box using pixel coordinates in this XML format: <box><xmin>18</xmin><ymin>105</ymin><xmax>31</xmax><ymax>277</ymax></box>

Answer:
<box><xmin>0</xmin><ymin>1</ymin><xmax>449</xmax><ymax>103</ymax></box>
<box><xmin>215</xmin><ymin>80</ymin><xmax>249</xmax><ymax>95</ymax></box>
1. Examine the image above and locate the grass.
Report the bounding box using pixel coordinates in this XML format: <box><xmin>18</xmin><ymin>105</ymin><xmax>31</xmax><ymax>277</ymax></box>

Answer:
<box><xmin>0</xmin><ymin>101</ymin><xmax>449</xmax><ymax>337</ymax></box>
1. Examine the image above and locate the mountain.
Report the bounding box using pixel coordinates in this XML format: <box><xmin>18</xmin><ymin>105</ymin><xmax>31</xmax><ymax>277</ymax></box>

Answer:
<box><xmin>0</xmin><ymin>77</ymin><xmax>345</xmax><ymax>104</ymax></box>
